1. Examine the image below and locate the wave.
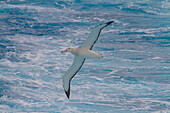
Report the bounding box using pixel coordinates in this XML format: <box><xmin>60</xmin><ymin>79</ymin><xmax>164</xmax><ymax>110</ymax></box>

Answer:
<box><xmin>0</xmin><ymin>0</ymin><xmax>170</xmax><ymax>112</ymax></box>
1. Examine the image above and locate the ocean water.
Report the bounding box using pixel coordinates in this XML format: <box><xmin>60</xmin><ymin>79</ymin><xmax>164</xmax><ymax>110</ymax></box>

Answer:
<box><xmin>0</xmin><ymin>0</ymin><xmax>170</xmax><ymax>112</ymax></box>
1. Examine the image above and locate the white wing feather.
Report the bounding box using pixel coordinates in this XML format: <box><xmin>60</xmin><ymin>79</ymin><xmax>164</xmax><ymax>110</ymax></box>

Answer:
<box><xmin>80</xmin><ymin>21</ymin><xmax>114</xmax><ymax>50</ymax></box>
<box><xmin>62</xmin><ymin>56</ymin><xmax>85</xmax><ymax>98</ymax></box>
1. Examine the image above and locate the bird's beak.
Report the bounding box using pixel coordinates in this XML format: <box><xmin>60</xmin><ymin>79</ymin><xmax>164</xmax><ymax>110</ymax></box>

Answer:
<box><xmin>61</xmin><ymin>49</ymin><xmax>68</xmax><ymax>53</ymax></box>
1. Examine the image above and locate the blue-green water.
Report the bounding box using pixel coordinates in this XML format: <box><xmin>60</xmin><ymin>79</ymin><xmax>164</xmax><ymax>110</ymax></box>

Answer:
<box><xmin>0</xmin><ymin>0</ymin><xmax>170</xmax><ymax>112</ymax></box>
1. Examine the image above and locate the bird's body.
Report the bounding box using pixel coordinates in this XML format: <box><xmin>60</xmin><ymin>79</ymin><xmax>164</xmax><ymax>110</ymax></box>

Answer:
<box><xmin>68</xmin><ymin>47</ymin><xmax>103</xmax><ymax>59</ymax></box>
<box><xmin>61</xmin><ymin>21</ymin><xmax>114</xmax><ymax>99</ymax></box>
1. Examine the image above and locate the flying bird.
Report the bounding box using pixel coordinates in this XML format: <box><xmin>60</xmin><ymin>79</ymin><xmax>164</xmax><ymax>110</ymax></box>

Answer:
<box><xmin>61</xmin><ymin>21</ymin><xmax>114</xmax><ymax>99</ymax></box>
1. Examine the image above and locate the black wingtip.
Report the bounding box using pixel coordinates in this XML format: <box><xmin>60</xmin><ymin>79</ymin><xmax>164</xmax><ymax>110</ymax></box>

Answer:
<box><xmin>65</xmin><ymin>89</ymin><xmax>70</xmax><ymax>99</ymax></box>
<box><xmin>106</xmin><ymin>21</ymin><xmax>114</xmax><ymax>26</ymax></box>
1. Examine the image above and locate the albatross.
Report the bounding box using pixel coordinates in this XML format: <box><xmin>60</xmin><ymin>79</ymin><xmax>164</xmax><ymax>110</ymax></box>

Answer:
<box><xmin>61</xmin><ymin>21</ymin><xmax>114</xmax><ymax>99</ymax></box>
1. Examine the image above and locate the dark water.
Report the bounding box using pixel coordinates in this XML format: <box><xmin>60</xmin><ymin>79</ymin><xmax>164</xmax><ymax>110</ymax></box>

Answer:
<box><xmin>0</xmin><ymin>0</ymin><xmax>170</xmax><ymax>112</ymax></box>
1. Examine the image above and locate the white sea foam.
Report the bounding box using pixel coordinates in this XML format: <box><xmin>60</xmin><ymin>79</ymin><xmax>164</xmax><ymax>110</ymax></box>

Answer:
<box><xmin>0</xmin><ymin>0</ymin><xmax>169</xmax><ymax>112</ymax></box>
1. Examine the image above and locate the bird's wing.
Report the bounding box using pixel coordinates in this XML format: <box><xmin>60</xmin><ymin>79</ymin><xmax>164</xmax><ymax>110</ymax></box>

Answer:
<box><xmin>62</xmin><ymin>56</ymin><xmax>85</xmax><ymax>99</ymax></box>
<box><xmin>80</xmin><ymin>21</ymin><xmax>114</xmax><ymax>50</ymax></box>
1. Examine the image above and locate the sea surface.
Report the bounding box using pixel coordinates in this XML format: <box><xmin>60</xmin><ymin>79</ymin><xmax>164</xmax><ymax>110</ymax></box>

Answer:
<box><xmin>0</xmin><ymin>0</ymin><xmax>170</xmax><ymax>113</ymax></box>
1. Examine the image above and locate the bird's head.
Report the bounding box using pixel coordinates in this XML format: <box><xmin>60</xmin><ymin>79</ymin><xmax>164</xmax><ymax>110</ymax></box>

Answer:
<box><xmin>61</xmin><ymin>47</ymin><xmax>73</xmax><ymax>53</ymax></box>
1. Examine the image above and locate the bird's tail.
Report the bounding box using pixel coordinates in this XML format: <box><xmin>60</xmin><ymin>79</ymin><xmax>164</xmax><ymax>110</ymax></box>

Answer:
<box><xmin>97</xmin><ymin>53</ymin><xmax>103</xmax><ymax>59</ymax></box>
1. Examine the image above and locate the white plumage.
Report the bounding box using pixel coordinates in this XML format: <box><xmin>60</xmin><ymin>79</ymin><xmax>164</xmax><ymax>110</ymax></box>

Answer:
<box><xmin>61</xmin><ymin>21</ymin><xmax>114</xmax><ymax>99</ymax></box>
